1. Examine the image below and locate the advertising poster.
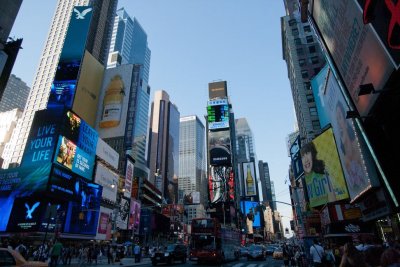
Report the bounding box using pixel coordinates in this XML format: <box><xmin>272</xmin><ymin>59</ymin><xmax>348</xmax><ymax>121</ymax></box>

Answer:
<box><xmin>116</xmin><ymin>197</ymin><xmax>130</xmax><ymax>230</ymax></box>
<box><xmin>207</xmin><ymin>99</ymin><xmax>230</xmax><ymax>130</ymax></box>
<box><xmin>209</xmin><ymin>130</ymin><xmax>232</xmax><ymax>166</ymax></box>
<box><xmin>124</xmin><ymin>157</ymin><xmax>134</xmax><ymax>198</ymax></box>
<box><xmin>63</xmin><ymin>179</ymin><xmax>102</xmax><ymax>235</ymax></box>
<box><xmin>289</xmin><ymin>136</ymin><xmax>304</xmax><ymax>180</ymax></box>
<box><xmin>359</xmin><ymin>188</ymin><xmax>391</xmax><ymax>222</ymax></box>
<box><xmin>47</xmin><ymin>165</ymin><xmax>80</xmax><ymax>201</ymax></box>
<box><xmin>128</xmin><ymin>199</ymin><xmax>141</xmax><ymax>234</ymax></box>
<box><xmin>301</xmin><ymin>128</ymin><xmax>349</xmax><ymax>208</ymax></box>
<box><xmin>73</xmin><ymin>51</ymin><xmax>104</xmax><ymax>127</ymax></box>
<box><xmin>310</xmin><ymin>64</ymin><xmax>330</xmax><ymax>127</ymax></box>
<box><xmin>96</xmin><ymin>65</ymin><xmax>133</xmax><ymax>139</ymax></box>
<box><xmin>47</xmin><ymin>6</ymin><xmax>93</xmax><ymax>109</ymax></box>
<box><xmin>94</xmin><ymin>162</ymin><xmax>118</xmax><ymax>202</ymax></box>
<box><xmin>21</xmin><ymin>109</ymin><xmax>63</xmax><ymax>168</ymax></box>
<box><xmin>208</xmin><ymin>166</ymin><xmax>232</xmax><ymax>203</ymax></box>
<box><xmin>96</xmin><ymin>138</ymin><xmax>119</xmax><ymax>169</ymax></box>
<box><xmin>62</xmin><ymin>110</ymin><xmax>98</xmax><ymax>158</ymax></box>
<box><xmin>243</xmin><ymin>162</ymin><xmax>257</xmax><ymax>197</ymax></box>
<box><xmin>0</xmin><ymin>163</ymin><xmax>52</xmax><ymax>231</ymax></box>
<box><xmin>312</xmin><ymin>66</ymin><xmax>379</xmax><ymax>201</ymax></box>
<box><xmin>95</xmin><ymin>206</ymin><xmax>112</xmax><ymax>240</ymax></box>
<box><xmin>183</xmin><ymin>191</ymin><xmax>200</xmax><ymax>205</ymax></box>
<box><xmin>242</xmin><ymin>201</ymin><xmax>261</xmax><ymax>228</ymax></box>
<box><xmin>311</xmin><ymin>0</ymin><xmax>395</xmax><ymax>117</ymax></box>
<box><xmin>54</xmin><ymin>136</ymin><xmax>95</xmax><ymax>180</ymax></box>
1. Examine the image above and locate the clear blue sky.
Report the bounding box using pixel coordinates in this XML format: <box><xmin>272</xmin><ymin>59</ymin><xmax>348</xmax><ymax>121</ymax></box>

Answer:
<box><xmin>10</xmin><ymin>0</ymin><xmax>296</xmax><ymax>236</ymax></box>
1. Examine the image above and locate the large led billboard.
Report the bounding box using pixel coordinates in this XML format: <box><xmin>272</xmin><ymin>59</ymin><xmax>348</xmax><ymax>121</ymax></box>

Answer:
<box><xmin>209</xmin><ymin>130</ymin><xmax>232</xmax><ymax>166</ymax></box>
<box><xmin>63</xmin><ymin>179</ymin><xmax>102</xmax><ymax>235</ymax></box>
<box><xmin>128</xmin><ymin>199</ymin><xmax>141</xmax><ymax>234</ymax></box>
<box><xmin>311</xmin><ymin>0</ymin><xmax>395</xmax><ymax>117</ymax></box>
<box><xmin>54</xmin><ymin>136</ymin><xmax>95</xmax><ymax>180</ymax></box>
<box><xmin>301</xmin><ymin>128</ymin><xmax>349</xmax><ymax>208</ymax></box>
<box><xmin>243</xmin><ymin>162</ymin><xmax>257</xmax><ymax>197</ymax></box>
<box><xmin>241</xmin><ymin>201</ymin><xmax>262</xmax><ymax>228</ymax></box>
<box><xmin>289</xmin><ymin>136</ymin><xmax>304</xmax><ymax>180</ymax></box>
<box><xmin>311</xmin><ymin>66</ymin><xmax>379</xmax><ymax>201</ymax></box>
<box><xmin>208</xmin><ymin>166</ymin><xmax>232</xmax><ymax>203</ymax></box>
<box><xmin>116</xmin><ymin>197</ymin><xmax>130</xmax><ymax>230</ymax></box>
<box><xmin>124</xmin><ymin>157</ymin><xmax>134</xmax><ymax>198</ymax></box>
<box><xmin>47</xmin><ymin>6</ymin><xmax>93</xmax><ymax>110</ymax></box>
<box><xmin>96</xmin><ymin>65</ymin><xmax>134</xmax><ymax>139</ymax></box>
<box><xmin>94</xmin><ymin>162</ymin><xmax>118</xmax><ymax>202</ymax></box>
<box><xmin>72</xmin><ymin>50</ymin><xmax>104</xmax><ymax>127</ymax></box>
<box><xmin>47</xmin><ymin>165</ymin><xmax>81</xmax><ymax>201</ymax></box>
<box><xmin>207</xmin><ymin>99</ymin><xmax>230</xmax><ymax>130</ymax></box>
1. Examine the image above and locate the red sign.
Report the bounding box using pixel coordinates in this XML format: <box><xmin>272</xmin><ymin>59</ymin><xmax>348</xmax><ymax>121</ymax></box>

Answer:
<box><xmin>98</xmin><ymin>212</ymin><xmax>109</xmax><ymax>234</ymax></box>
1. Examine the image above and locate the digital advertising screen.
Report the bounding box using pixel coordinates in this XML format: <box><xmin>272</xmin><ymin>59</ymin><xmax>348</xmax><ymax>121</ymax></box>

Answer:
<box><xmin>301</xmin><ymin>128</ymin><xmax>349</xmax><ymax>208</ymax></box>
<box><xmin>54</xmin><ymin>136</ymin><xmax>95</xmax><ymax>180</ymax></box>
<box><xmin>116</xmin><ymin>197</ymin><xmax>130</xmax><ymax>230</ymax></box>
<box><xmin>128</xmin><ymin>199</ymin><xmax>141</xmax><ymax>234</ymax></box>
<box><xmin>21</xmin><ymin>108</ymin><xmax>63</xmax><ymax>168</ymax></box>
<box><xmin>63</xmin><ymin>179</ymin><xmax>102</xmax><ymax>235</ymax></box>
<box><xmin>241</xmin><ymin>201</ymin><xmax>261</xmax><ymax>228</ymax></box>
<box><xmin>207</xmin><ymin>99</ymin><xmax>230</xmax><ymax>130</ymax></box>
<box><xmin>47</xmin><ymin>165</ymin><xmax>80</xmax><ymax>201</ymax></box>
<box><xmin>209</xmin><ymin>130</ymin><xmax>232</xmax><ymax>166</ymax></box>
<box><xmin>290</xmin><ymin>135</ymin><xmax>304</xmax><ymax>180</ymax></box>
<box><xmin>94</xmin><ymin>162</ymin><xmax>118</xmax><ymax>202</ymax></box>
<box><xmin>312</xmin><ymin>65</ymin><xmax>379</xmax><ymax>202</ymax></box>
<box><xmin>95</xmin><ymin>206</ymin><xmax>112</xmax><ymax>240</ymax></box>
<box><xmin>124</xmin><ymin>157</ymin><xmax>134</xmax><ymax>198</ymax></box>
<box><xmin>208</xmin><ymin>166</ymin><xmax>232</xmax><ymax>203</ymax></box>
<box><xmin>243</xmin><ymin>162</ymin><xmax>257</xmax><ymax>197</ymax></box>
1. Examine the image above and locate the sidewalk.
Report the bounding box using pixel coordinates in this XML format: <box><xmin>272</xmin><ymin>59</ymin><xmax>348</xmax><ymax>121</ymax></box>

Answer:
<box><xmin>60</xmin><ymin>257</ymin><xmax>151</xmax><ymax>267</ymax></box>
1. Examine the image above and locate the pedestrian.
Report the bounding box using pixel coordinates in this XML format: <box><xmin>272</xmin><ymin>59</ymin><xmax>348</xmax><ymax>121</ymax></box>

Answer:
<box><xmin>50</xmin><ymin>239</ymin><xmax>63</xmax><ymax>267</ymax></box>
<box><xmin>339</xmin><ymin>242</ymin><xmax>367</xmax><ymax>267</ymax></box>
<box><xmin>134</xmin><ymin>242</ymin><xmax>141</xmax><ymax>263</ymax></box>
<box><xmin>107</xmin><ymin>245</ymin><xmax>114</xmax><ymax>264</ymax></box>
<box><xmin>324</xmin><ymin>244</ymin><xmax>335</xmax><ymax>267</ymax></box>
<box><xmin>310</xmin><ymin>239</ymin><xmax>325</xmax><ymax>267</ymax></box>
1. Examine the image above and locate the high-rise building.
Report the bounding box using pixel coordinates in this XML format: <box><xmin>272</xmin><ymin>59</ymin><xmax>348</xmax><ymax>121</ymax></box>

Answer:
<box><xmin>148</xmin><ymin>90</ymin><xmax>180</xmax><ymax>204</ymax></box>
<box><xmin>0</xmin><ymin>74</ymin><xmax>30</xmax><ymax>112</ymax></box>
<box><xmin>179</xmin><ymin>115</ymin><xmax>206</xmax><ymax>221</ymax></box>
<box><xmin>0</xmin><ymin>108</ymin><xmax>22</xmax><ymax>162</ymax></box>
<box><xmin>2</xmin><ymin>0</ymin><xmax>117</xmax><ymax>168</ymax></box>
<box><xmin>281</xmin><ymin>0</ymin><xmax>326</xmax><ymax>143</ymax></box>
<box><xmin>258</xmin><ymin>160</ymin><xmax>272</xmax><ymax>205</ymax></box>
<box><xmin>271</xmin><ymin>180</ymin><xmax>277</xmax><ymax>211</ymax></box>
<box><xmin>0</xmin><ymin>0</ymin><xmax>22</xmax><ymax>45</ymax></box>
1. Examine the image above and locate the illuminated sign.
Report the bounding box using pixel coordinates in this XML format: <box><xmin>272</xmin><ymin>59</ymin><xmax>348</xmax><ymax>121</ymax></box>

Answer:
<box><xmin>207</xmin><ymin>99</ymin><xmax>229</xmax><ymax>130</ymax></box>
<box><xmin>48</xmin><ymin>165</ymin><xmax>80</xmax><ymax>201</ymax></box>
<box><xmin>243</xmin><ymin>162</ymin><xmax>257</xmax><ymax>197</ymax></box>
<box><xmin>241</xmin><ymin>201</ymin><xmax>262</xmax><ymax>228</ymax></box>
<box><xmin>124</xmin><ymin>157</ymin><xmax>134</xmax><ymax>198</ymax></box>
<box><xmin>208</xmin><ymin>166</ymin><xmax>232</xmax><ymax>203</ymax></box>
<box><xmin>209</xmin><ymin>130</ymin><xmax>231</xmax><ymax>166</ymax></box>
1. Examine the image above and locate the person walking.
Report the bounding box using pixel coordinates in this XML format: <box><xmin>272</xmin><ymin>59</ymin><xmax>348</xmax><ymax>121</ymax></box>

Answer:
<box><xmin>134</xmin><ymin>242</ymin><xmax>141</xmax><ymax>263</ymax></box>
<box><xmin>310</xmin><ymin>239</ymin><xmax>325</xmax><ymax>267</ymax></box>
<box><xmin>339</xmin><ymin>242</ymin><xmax>367</xmax><ymax>267</ymax></box>
<box><xmin>50</xmin><ymin>239</ymin><xmax>63</xmax><ymax>267</ymax></box>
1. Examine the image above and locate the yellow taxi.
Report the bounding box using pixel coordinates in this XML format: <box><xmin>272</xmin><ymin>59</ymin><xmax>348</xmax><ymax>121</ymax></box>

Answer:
<box><xmin>0</xmin><ymin>248</ymin><xmax>48</xmax><ymax>267</ymax></box>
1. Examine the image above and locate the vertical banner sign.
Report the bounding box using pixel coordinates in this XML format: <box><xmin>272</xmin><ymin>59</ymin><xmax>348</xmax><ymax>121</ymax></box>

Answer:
<box><xmin>124</xmin><ymin>158</ymin><xmax>134</xmax><ymax>198</ymax></box>
<box><xmin>243</xmin><ymin>162</ymin><xmax>257</xmax><ymax>197</ymax></box>
<box><xmin>47</xmin><ymin>6</ymin><xmax>93</xmax><ymax>109</ymax></box>
<box><xmin>290</xmin><ymin>136</ymin><xmax>304</xmax><ymax>180</ymax></box>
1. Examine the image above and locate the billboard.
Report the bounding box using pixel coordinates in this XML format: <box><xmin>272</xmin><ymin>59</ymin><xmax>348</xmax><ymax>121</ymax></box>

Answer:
<box><xmin>241</xmin><ymin>201</ymin><xmax>262</xmax><ymax>228</ymax></box>
<box><xmin>21</xmin><ymin>109</ymin><xmax>63</xmax><ymax>168</ymax></box>
<box><xmin>128</xmin><ymin>199</ymin><xmax>141</xmax><ymax>234</ymax></box>
<box><xmin>47</xmin><ymin>6</ymin><xmax>93</xmax><ymax>109</ymax></box>
<box><xmin>96</xmin><ymin>206</ymin><xmax>112</xmax><ymax>240</ymax></box>
<box><xmin>94</xmin><ymin>162</ymin><xmax>118</xmax><ymax>202</ymax></box>
<box><xmin>63</xmin><ymin>179</ymin><xmax>102</xmax><ymax>235</ymax></box>
<box><xmin>208</xmin><ymin>166</ymin><xmax>232</xmax><ymax>203</ymax></box>
<box><xmin>96</xmin><ymin>138</ymin><xmax>119</xmax><ymax>169</ymax></box>
<box><xmin>116</xmin><ymin>197</ymin><xmax>130</xmax><ymax>230</ymax></box>
<box><xmin>243</xmin><ymin>162</ymin><xmax>257</xmax><ymax>197</ymax></box>
<box><xmin>54</xmin><ymin>136</ymin><xmax>95</xmax><ymax>180</ymax></box>
<box><xmin>47</xmin><ymin>165</ymin><xmax>81</xmax><ymax>201</ymax></box>
<box><xmin>96</xmin><ymin>65</ymin><xmax>134</xmax><ymax>138</ymax></box>
<box><xmin>124</xmin><ymin>157</ymin><xmax>134</xmax><ymax>198</ymax></box>
<box><xmin>72</xmin><ymin>51</ymin><xmax>104</xmax><ymax>127</ymax></box>
<box><xmin>207</xmin><ymin>99</ymin><xmax>230</xmax><ymax>130</ymax></box>
<box><xmin>312</xmin><ymin>66</ymin><xmax>379</xmax><ymax>201</ymax></box>
<box><xmin>301</xmin><ymin>128</ymin><xmax>349</xmax><ymax>208</ymax></box>
<box><xmin>183</xmin><ymin>191</ymin><xmax>200</xmax><ymax>205</ymax></box>
<box><xmin>289</xmin><ymin>135</ymin><xmax>304</xmax><ymax>180</ymax></box>
<box><xmin>209</xmin><ymin>130</ymin><xmax>232</xmax><ymax>166</ymax></box>
<box><xmin>311</xmin><ymin>0</ymin><xmax>395</xmax><ymax>117</ymax></box>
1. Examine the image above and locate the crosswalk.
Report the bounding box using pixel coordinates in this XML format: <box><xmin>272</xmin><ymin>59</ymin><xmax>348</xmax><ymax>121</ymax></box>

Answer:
<box><xmin>227</xmin><ymin>262</ymin><xmax>285</xmax><ymax>267</ymax></box>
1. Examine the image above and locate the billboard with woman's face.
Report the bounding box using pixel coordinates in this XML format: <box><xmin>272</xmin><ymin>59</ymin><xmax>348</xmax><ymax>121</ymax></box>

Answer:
<box><xmin>301</xmin><ymin>128</ymin><xmax>349</xmax><ymax>208</ymax></box>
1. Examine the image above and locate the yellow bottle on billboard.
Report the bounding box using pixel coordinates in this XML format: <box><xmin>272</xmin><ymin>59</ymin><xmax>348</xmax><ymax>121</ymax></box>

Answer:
<box><xmin>100</xmin><ymin>75</ymin><xmax>124</xmax><ymax>128</ymax></box>
<box><xmin>246</xmin><ymin>165</ymin><xmax>255</xmax><ymax>195</ymax></box>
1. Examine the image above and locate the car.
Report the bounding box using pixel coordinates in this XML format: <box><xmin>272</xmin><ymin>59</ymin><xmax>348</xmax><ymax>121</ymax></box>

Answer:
<box><xmin>247</xmin><ymin>244</ymin><xmax>266</xmax><ymax>261</ymax></box>
<box><xmin>272</xmin><ymin>247</ymin><xmax>284</xmax><ymax>260</ymax></box>
<box><xmin>266</xmin><ymin>245</ymin><xmax>278</xmax><ymax>255</ymax></box>
<box><xmin>0</xmin><ymin>248</ymin><xmax>47</xmax><ymax>267</ymax></box>
<box><xmin>150</xmin><ymin>244</ymin><xmax>187</xmax><ymax>265</ymax></box>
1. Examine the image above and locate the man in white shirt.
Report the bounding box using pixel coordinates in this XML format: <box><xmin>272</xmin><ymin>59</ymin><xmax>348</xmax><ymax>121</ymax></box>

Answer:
<box><xmin>309</xmin><ymin>239</ymin><xmax>325</xmax><ymax>267</ymax></box>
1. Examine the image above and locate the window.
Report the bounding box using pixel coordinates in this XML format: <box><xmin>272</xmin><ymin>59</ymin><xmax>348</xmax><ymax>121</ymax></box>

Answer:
<box><xmin>292</xmin><ymin>28</ymin><xmax>299</xmax><ymax>36</ymax></box>
<box><xmin>312</xmin><ymin>120</ymin><xmax>320</xmax><ymax>127</ymax></box>
<box><xmin>304</xmin><ymin>25</ymin><xmax>311</xmax><ymax>32</ymax></box>
<box><xmin>306</xmin><ymin>35</ymin><xmax>314</xmax><ymax>43</ymax></box>
<box><xmin>309</xmin><ymin>107</ymin><xmax>318</xmax><ymax>116</ymax></box>
<box><xmin>294</xmin><ymin>38</ymin><xmax>302</xmax><ymax>45</ymax></box>
<box><xmin>309</xmin><ymin>45</ymin><xmax>316</xmax><ymax>53</ymax></box>
<box><xmin>301</xmin><ymin>70</ymin><xmax>309</xmax><ymax>78</ymax></box>
<box><xmin>311</xmin><ymin>56</ymin><xmax>319</xmax><ymax>64</ymax></box>
<box><xmin>289</xmin><ymin>19</ymin><xmax>297</xmax><ymax>26</ymax></box>
<box><xmin>299</xmin><ymin>59</ymin><xmax>306</xmax><ymax>67</ymax></box>
<box><xmin>297</xmin><ymin>48</ymin><xmax>304</xmax><ymax>55</ymax></box>
<box><xmin>306</xmin><ymin>94</ymin><xmax>314</xmax><ymax>103</ymax></box>
<box><xmin>314</xmin><ymin>67</ymin><xmax>321</xmax><ymax>74</ymax></box>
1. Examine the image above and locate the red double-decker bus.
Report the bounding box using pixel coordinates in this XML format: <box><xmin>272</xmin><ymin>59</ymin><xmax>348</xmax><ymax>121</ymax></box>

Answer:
<box><xmin>189</xmin><ymin>218</ymin><xmax>240</xmax><ymax>264</ymax></box>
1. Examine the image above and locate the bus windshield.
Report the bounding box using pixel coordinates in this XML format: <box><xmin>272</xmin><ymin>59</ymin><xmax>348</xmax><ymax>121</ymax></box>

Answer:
<box><xmin>191</xmin><ymin>235</ymin><xmax>215</xmax><ymax>250</ymax></box>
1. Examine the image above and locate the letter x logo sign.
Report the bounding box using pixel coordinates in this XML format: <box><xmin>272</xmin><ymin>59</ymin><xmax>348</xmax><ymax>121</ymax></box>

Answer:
<box><xmin>364</xmin><ymin>0</ymin><xmax>400</xmax><ymax>49</ymax></box>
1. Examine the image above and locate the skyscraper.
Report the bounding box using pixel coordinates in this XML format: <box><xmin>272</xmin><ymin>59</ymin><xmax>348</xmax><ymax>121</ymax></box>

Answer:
<box><xmin>2</xmin><ymin>0</ymin><xmax>117</xmax><ymax>168</ymax></box>
<box><xmin>281</xmin><ymin>0</ymin><xmax>326</xmax><ymax>142</ymax></box>
<box><xmin>179</xmin><ymin>115</ymin><xmax>206</xmax><ymax>220</ymax></box>
<box><xmin>0</xmin><ymin>74</ymin><xmax>30</xmax><ymax>112</ymax></box>
<box><xmin>148</xmin><ymin>90</ymin><xmax>180</xmax><ymax>204</ymax></box>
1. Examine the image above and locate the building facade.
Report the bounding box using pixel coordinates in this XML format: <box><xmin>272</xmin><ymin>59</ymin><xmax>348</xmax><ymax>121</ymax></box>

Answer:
<box><xmin>0</xmin><ymin>74</ymin><xmax>30</xmax><ymax>112</ymax></box>
<box><xmin>2</xmin><ymin>0</ymin><xmax>117</xmax><ymax>168</ymax></box>
<box><xmin>0</xmin><ymin>108</ymin><xmax>22</xmax><ymax>162</ymax></box>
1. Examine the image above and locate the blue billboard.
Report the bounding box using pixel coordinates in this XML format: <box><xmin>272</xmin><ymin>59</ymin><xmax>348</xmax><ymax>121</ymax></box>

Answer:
<box><xmin>241</xmin><ymin>201</ymin><xmax>262</xmax><ymax>228</ymax></box>
<box><xmin>47</xmin><ymin>6</ymin><xmax>93</xmax><ymax>109</ymax></box>
<box><xmin>54</xmin><ymin>136</ymin><xmax>95</xmax><ymax>180</ymax></box>
<box><xmin>311</xmin><ymin>64</ymin><xmax>330</xmax><ymax>127</ymax></box>
<box><xmin>47</xmin><ymin>165</ymin><xmax>81</xmax><ymax>201</ymax></box>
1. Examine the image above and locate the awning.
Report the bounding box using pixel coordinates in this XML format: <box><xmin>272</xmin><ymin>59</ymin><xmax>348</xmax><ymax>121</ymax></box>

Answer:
<box><xmin>324</xmin><ymin>221</ymin><xmax>373</xmax><ymax>237</ymax></box>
